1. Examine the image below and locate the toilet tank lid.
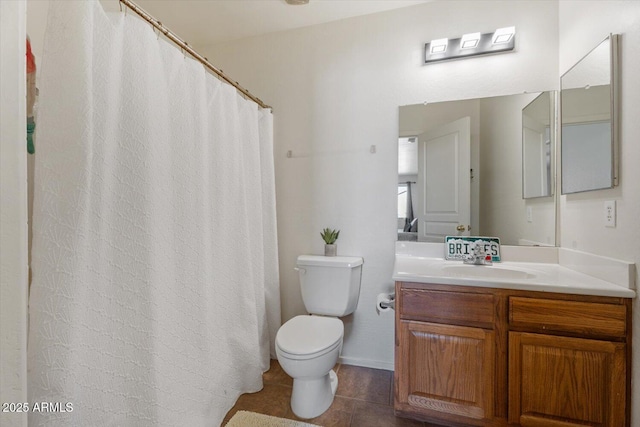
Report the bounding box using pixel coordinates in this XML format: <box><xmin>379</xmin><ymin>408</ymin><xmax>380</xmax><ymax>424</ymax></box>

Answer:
<box><xmin>297</xmin><ymin>255</ymin><xmax>363</xmax><ymax>268</ymax></box>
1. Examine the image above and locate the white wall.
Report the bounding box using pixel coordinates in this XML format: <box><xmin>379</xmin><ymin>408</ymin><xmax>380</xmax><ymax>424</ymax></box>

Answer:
<box><xmin>26</xmin><ymin>0</ymin><xmax>49</xmax><ymax>64</ymax></box>
<box><xmin>0</xmin><ymin>1</ymin><xmax>29</xmax><ymax>426</ymax></box>
<box><xmin>201</xmin><ymin>0</ymin><xmax>559</xmax><ymax>369</ymax></box>
<box><xmin>558</xmin><ymin>1</ymin><xmax>640</xmax><ymax>425</ymax></box>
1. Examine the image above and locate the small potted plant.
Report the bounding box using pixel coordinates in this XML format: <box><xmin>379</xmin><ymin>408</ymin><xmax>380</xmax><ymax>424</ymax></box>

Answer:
<box><xmin>320</xmin><ymin>228</ymin><xmax>340</xmax><ymax>257</ymax></box>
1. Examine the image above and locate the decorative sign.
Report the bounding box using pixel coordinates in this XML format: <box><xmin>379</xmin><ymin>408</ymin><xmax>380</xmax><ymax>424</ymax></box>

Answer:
<box><xmin>445</xmin><ymin>236</ymin><xmax>501</xmax><ymax>262</ymax></box>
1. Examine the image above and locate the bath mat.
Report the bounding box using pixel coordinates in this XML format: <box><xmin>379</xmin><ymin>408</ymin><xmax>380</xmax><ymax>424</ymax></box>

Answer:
<box><xmin>225</xmin><ymin>410</ymin><xmax>321</xmax><ymax>427</ymax></box>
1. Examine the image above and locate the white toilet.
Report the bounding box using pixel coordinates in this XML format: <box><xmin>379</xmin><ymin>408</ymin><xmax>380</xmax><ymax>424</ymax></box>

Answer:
<box><xmin>275</xmin><ymin>255</ymin><xmax>363</xmax><ymax>419</ymax></box>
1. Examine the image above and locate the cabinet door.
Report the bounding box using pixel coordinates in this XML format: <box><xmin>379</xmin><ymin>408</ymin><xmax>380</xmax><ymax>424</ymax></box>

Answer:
<box><xmin>395</xmin><ymin>320</ymin><xmax>494</xmax><ymax>424</ymax></box>
<box><xmin>509</xmin><ymin>332</ymin><xmax>626</xmax><ymax>427</ymax></box>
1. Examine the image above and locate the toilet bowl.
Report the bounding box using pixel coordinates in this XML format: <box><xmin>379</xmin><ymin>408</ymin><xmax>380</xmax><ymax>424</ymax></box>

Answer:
<box><xmin>275</xmin><ymin>315</ymin><xmax>343</xmax><ymax>419</ymax></box>
<box><xmin>275</xmin><ymin>255</ymin><xmax>363</xmax><ymax>419</ymax></box>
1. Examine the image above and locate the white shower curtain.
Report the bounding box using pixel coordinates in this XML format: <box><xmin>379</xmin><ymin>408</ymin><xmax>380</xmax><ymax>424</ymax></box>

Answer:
<box><xmin>28</xmin><ymin>1</ymin><xmax>280</xmax><ymax>426</ymax></box>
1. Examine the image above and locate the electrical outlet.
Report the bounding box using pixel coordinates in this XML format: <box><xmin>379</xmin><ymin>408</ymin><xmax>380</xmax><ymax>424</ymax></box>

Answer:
<box><xmin>604</xmin><ymin>200</ymin><xmax>616</xmax><ymax>227</ymax></box>
<box><xmin>526</xmin><ymin>206</ymin><xmax>533</xmax><ymax>223</ymax></box>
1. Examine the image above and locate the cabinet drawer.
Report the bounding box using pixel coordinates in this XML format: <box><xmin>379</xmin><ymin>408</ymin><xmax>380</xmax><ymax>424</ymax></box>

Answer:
<box><xmin>509</xmin><ymin>297</ymin><xmax>627</xmax><ymax>338</ymax></box>
<box><xmin>400</xmin><ymin>288</ymin><xmax>494</xmax><ymax>328</ymax></box>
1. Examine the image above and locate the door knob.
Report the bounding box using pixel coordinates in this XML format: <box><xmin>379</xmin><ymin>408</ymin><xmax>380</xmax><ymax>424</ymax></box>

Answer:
<box><xmin>456</xmin><ymin>225</ymin><xmax>466</xmax><ymax>232</ymax></box>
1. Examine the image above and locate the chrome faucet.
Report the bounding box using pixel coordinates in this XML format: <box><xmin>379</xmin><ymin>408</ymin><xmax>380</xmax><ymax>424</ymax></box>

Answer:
<box><xmin>463</xmin><ymin>241</ymin><xmax>493</xmax><ymax>265</ymax></box>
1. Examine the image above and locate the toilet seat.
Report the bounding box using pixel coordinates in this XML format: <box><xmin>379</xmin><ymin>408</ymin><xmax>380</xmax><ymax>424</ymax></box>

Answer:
<box><xmin>276</xmin><ymin>315</ymin><xmax>343</xmax><ymax>360</ymax></box>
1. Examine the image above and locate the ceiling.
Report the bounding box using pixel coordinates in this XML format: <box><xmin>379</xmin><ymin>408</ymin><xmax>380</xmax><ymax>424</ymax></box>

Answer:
<box><xmin>132</xmin><ymin>0</ymin><xmax>432</xmax><ymax>46</ymax></box>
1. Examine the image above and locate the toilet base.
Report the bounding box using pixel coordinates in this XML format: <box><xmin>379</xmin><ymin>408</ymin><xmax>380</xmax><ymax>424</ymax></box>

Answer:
<box><xmin>290</xmin><ymin>369</ymin><xmax>338</xmax><ymax>419</ymax></box>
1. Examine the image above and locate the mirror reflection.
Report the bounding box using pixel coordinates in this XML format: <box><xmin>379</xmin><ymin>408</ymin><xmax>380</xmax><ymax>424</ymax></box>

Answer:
<box><xmin>398</xmin><ymin>92</ymin><xmax>556</xmax><ymax>246</ymax></box>
<box><xmin>561</xmin><ymin>35</ymin><xmax>618</xmax><ymax>194</ymax></box>
<box><xmin>522</xmin><ymin>92</ymin><xmax>554</xmax><ymax>199</ymax></box>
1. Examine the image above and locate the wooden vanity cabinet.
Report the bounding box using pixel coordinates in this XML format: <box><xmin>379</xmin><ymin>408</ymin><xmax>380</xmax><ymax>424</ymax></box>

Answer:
<box><xmin>394</xmin><ymin>282</ymin><xmax>632</xmax><ymax>427</ymax></box>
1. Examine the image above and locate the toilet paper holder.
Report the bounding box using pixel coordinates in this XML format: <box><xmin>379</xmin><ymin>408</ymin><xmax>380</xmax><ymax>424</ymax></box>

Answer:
<box><xmin>379</xmin><ymin>298</ymin><xmax>395</xmax><ymax>310</ymax></box>
<box><xmin>377</xmin><ymin>292</ymin><xmax>395</xmax><ymax>311</ymax></box>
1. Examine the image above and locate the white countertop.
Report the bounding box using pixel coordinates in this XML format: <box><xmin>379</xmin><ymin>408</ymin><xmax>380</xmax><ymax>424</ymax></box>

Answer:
<box><xmin>393</xmin><ymin>243</ymin><xmax>636</xmax><ymax>298</ymax></box>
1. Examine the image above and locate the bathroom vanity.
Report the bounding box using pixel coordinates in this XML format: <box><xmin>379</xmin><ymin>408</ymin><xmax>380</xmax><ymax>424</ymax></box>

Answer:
<box><xmin>392</xmin><ymin>243</ymin><xmax>634</xmax><ymax>427</ymax></box>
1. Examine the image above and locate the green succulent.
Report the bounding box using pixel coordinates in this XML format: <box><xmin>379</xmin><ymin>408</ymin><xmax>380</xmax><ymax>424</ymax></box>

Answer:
<box><xmin>320</xmin><ymin>228</ymin><xmax>340</xmax><ymax>244</ymax></box>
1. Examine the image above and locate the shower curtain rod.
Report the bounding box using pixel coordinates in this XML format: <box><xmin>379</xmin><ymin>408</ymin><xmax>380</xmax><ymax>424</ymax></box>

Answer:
<box><xmin>118</xmin><ymin>0</ymin><xmax>272</xmax><ymax>110</ymax></box>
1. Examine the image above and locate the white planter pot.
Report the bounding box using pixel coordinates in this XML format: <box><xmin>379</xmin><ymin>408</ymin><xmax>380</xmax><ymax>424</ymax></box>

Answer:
<box><xmin>324</xmin><ymin>244</ymin><xmax>337</xmax><ymax>257</ymax></box>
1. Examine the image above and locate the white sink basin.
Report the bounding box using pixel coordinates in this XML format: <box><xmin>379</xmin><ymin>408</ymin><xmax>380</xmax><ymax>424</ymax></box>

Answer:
<box><xmin>442</xmin><ymin>264</ymin><xmax>536</xmax><ymax>280</ymax></box>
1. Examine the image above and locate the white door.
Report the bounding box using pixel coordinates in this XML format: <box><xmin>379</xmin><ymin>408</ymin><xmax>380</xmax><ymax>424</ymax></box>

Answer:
<box><xmin>416</xmin><ymin>117</ymin><xmax>471</xmax><ymax>242</ymax></box>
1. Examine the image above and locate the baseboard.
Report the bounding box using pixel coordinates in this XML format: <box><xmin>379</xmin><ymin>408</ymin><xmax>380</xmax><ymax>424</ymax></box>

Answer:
<box><xmin>338</xmin><ymin>355</ymin><xmax>394</xmax><ymax>372</ymax></box>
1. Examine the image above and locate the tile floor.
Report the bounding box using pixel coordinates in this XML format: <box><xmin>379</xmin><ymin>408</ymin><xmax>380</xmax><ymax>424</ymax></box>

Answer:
<box><xmin>223</xmin><ymin>360</ymin><xmax>436</xmax><ymax>426</ymax></box>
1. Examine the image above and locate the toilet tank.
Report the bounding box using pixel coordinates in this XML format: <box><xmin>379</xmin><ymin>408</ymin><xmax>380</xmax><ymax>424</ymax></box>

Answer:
<box><xmin>296</xmin><ymin>255</ymin><xmax>363</xmax><ymax>317</ymax></box>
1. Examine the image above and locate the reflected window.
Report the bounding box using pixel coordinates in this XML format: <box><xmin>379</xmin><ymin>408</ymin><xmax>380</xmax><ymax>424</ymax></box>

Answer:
<box><xmin>398</xmin><ymin>184</ymin><xmax>408</xmax><ymax>222</ymax></box>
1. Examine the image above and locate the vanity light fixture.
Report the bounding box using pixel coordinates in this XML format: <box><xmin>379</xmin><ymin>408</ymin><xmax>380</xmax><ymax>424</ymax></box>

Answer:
<box><xmin>425</xmin><ymin>26</ymin><xmax>516</xmax><ymax>64</ymax></box>
<box><xmin>460</xmin><ymin>32</ymin><xmax>481</xmax><ymax>49</ymax></box>
<box><xmin>492</xmin><ymin>26</ymin><xmax>515</xmax><ymax>44</ymax></box>
<box><xmin>429</xmin><ymin>38</ymin><xmax>448</xmax><ymax>54</ymax></box>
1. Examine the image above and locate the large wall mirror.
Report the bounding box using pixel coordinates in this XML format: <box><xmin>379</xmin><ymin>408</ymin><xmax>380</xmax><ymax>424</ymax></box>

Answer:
<box><xmin>398</xmin><ymin>92</ymin><xmax>556</xmax><ymax>246</ymax></box>
<box><xmin>561</xmin><ymin>34</ymin><xmax>619</xmax><ymax>194</ymax></box>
